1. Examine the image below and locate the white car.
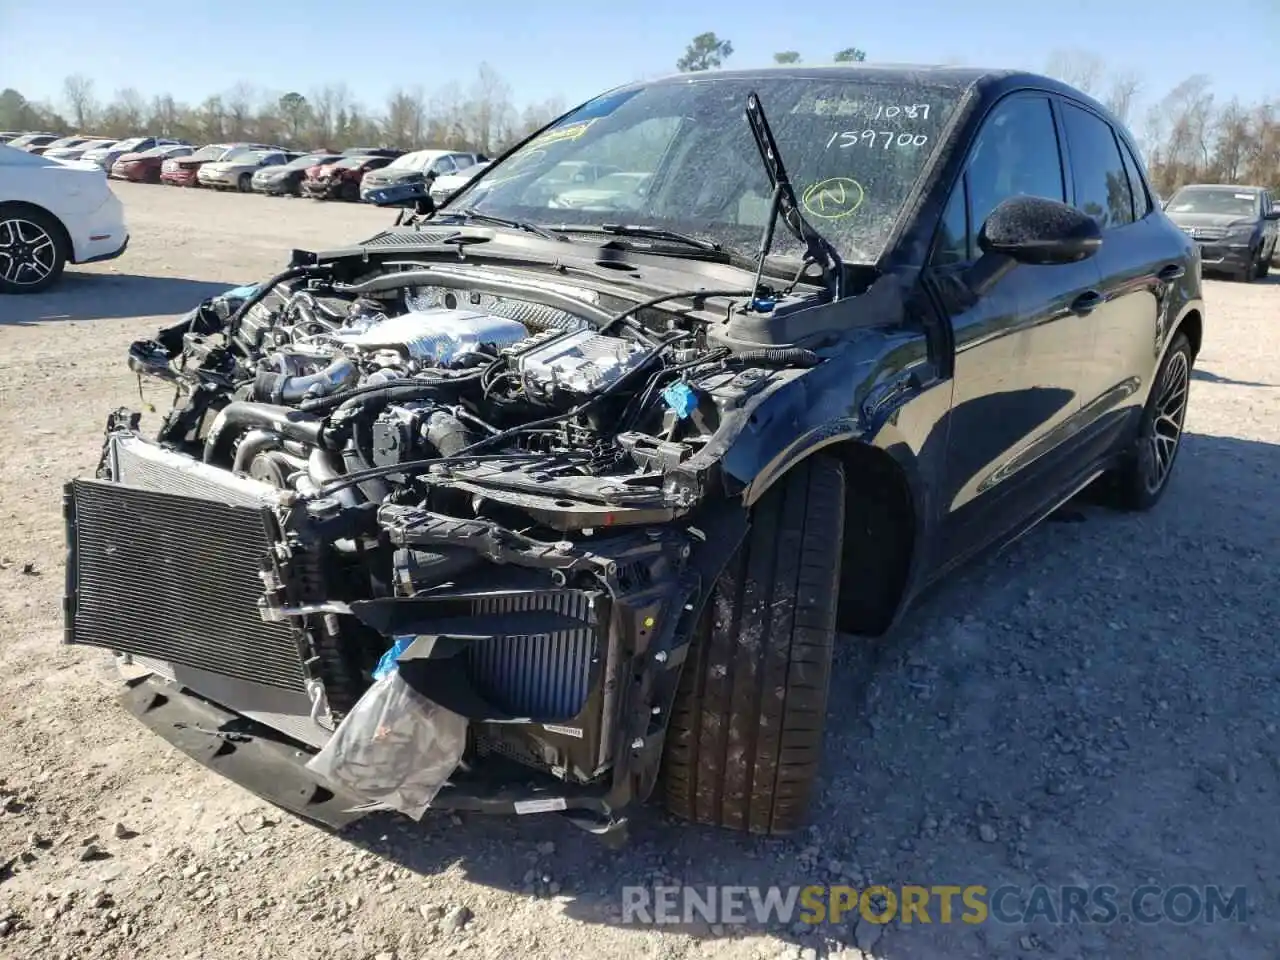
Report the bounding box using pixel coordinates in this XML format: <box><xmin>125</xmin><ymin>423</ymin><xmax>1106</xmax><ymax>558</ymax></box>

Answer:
<box><xmin>0</xmin><ymin>144</ymin><xmax>128</xmax><ymax>294</ymax></box>
<box><xmin>428</xmin><ymin>160</ymin><xmax>493</xmax><ymax>204</ymax></box>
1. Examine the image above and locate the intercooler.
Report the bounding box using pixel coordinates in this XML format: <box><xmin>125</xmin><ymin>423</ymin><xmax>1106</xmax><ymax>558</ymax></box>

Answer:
<box><xmin>64</xmin><ymin>434</ymin><xmax>334</xmax><ymax>747</ymax></box>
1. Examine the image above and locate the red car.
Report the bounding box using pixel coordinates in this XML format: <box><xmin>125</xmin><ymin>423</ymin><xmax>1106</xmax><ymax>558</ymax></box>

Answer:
<box><xmin>111</xmin><ymin>143</ymin><xmax>193</xmax><ymax>183</ymax></box>
<box><xmin>300</xmin><ymin>153</ymin><xmax>397</xmax><ymax>201</ymax></box>
<box><xmin>160</xmin><ymin>142</ymin><xmax>282</xmax><ymax>187</ymax></box>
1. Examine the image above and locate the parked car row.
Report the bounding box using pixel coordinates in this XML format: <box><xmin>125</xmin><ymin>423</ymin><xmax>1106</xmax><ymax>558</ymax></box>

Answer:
<box><xmin>1</xmin><ymin>130</ymin><xmax>507</xmax><ymax>211</ymax></box>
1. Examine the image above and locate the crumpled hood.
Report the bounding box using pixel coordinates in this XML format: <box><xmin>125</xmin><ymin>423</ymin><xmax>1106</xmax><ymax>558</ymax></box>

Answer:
<box><xmin>1164</xmin><ymin>211</ymin><xmax>1257</xmax><ymax>230</ymax></box>
<box><xmin>362</xmin><ymin>168</ymin><xmax>420</xmax><ymax>186</ymax></box>
<box><xmin>113</xmin><ymin>152</ymin><xmax>148</xmax><ymax>165</ymax></box>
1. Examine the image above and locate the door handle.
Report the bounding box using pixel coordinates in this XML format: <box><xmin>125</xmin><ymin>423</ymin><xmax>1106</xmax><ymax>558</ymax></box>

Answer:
<box><xmin>1070</xmin><ymin>290</ymin><xmax>1103</xmax><ymax>315</ymax></box>
<box><xmin>1158</xmin><ymin>264</ymin><xmax>1186</xmax><ymax>282</ymax></box>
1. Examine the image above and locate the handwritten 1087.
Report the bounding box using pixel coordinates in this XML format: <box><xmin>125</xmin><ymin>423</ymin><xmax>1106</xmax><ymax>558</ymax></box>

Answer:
<box><xmin>827</xmin><ymin>131</ymin><xmax>930</xmax><ymax>150</ymax></box>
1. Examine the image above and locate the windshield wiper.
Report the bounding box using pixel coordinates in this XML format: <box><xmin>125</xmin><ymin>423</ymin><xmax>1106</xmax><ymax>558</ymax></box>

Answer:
<box><xmin>592</xmin><ymin>223</ymin><xmax>722</xmax><ymax>253</ymax></box>
<box><xmin>743</xmin><ymin>91</ymin><xmax>845</xmax><ymax>302</ymax></box>
<box><xmin>450</xmin><ymin>208</ymin><xmax>564</xmax><ymax>242</ymax></box>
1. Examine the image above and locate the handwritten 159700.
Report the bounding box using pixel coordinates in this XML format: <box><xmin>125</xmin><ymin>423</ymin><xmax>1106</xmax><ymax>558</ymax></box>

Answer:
<box><xmin>827</xmin><ymin>130</ymin><xmax>929</xmax><ymax>150</ymax></box>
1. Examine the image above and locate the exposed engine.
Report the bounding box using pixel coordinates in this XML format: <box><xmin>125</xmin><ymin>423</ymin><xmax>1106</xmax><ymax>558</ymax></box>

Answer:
<box><xmin>126</xmin><ymin>271</ymin><xmax>816</xmax><ymax>529</ymax></box>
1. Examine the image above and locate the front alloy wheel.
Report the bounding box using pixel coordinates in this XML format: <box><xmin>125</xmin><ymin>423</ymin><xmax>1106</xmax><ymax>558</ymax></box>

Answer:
<box><xmin>1103</xmin><ymin>331</ymin><xmax>1193</xmax><ymax>511</ymax></box>
<box><xmin>0</xmin><ymin>211</ymin><xmax>67</xmax><ymax>294</ymax></box>
<box><xmin>1138</xmin><ymin>346</ymin><xmax>1189</xmax><ymax>496</ymax></box>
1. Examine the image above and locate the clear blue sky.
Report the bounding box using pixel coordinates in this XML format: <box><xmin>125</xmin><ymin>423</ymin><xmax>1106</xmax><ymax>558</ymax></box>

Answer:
<box><xmin>2</xmin><ymin>0</ymin><xmax>1277</xmax><ymax>117</ymax></box>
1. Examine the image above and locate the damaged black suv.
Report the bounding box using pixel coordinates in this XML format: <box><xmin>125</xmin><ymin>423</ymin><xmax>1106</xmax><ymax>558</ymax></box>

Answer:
<box><xmin>64</xmin><ymin>65</ymin><xmax>1204</xmax><ymax>841</ymax></box>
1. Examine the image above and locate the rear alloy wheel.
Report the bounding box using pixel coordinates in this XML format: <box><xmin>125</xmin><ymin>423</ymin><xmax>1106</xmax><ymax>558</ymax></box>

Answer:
<box><xmin>661</xmin><ymin>455</ymin><xmax>844</xmax><ymax>835</ymax></box>
<box><xmin>0</xmin><ymin>208</ymin><xmax>68</xmax><ymax>294</ymax></box>
<box><xmin>1105</xmin><ymin>332</ymin><xmax>1193</xmax><ymax>511</ymax></box>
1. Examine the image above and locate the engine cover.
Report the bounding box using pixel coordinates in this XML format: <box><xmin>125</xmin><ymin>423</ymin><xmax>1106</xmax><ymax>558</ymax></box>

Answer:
<box><xmin>515</xmin><ymin>328</ymin><xmax>648</xmax><ymax>394</ymax></box>
<box><xmin>331</xmin><ymin>307</ymin><xmax>529</xmax><ymax>365</ymax></box>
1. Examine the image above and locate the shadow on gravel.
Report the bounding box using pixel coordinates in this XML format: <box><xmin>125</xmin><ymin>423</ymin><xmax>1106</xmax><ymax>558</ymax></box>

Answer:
<box><xmin>0</xmin><ymin>273</ymin><xmax>234</xmax><ymax>326</ymax></box>
<box><xmin>1192</xmin><ymin>367</ymin><xmax>1278</xmax><ymax>388</ymax></box>
<box><xmin>328</xmin><ymin>430</ymin><xmax>1279</xmax><ymax>960</ymax></box>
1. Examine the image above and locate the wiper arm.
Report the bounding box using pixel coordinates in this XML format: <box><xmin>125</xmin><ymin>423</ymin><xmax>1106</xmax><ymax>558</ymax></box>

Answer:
<box><xmin>743</xmin><ymin>91</ymin><xmax>845</xmax><ymax>301</ymax></box>
<box><xmin>452</xmin><ymin>208</ymin><xmax>564</xmax><ymax>242</ymax></box>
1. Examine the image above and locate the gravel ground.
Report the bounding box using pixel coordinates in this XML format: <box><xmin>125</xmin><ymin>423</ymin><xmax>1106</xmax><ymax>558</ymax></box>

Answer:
<box><xmin>0</xmin><ymin>181</ymin><xmax>1277</xmax><ymax>960</ymax></box>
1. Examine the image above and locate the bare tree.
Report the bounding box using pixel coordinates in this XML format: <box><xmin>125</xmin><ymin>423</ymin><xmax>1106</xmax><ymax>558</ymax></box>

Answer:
<box><xmin>466</xmin><ymin>63</ymin><xmax>513</xmax><ymax>154</ymax></box>
<box><xmin>1044</xmin><ymin>48</ymin><xmax>1105</xmax><ymax>95</ymax></box>
<box><xmin>1104</xmin><ymin>71</ymin><xmax>1142</xmax><ymax>125</ymax></box>
<box><xmin>1213</xmin><ymin>99</ymin><xmax>1252</xmax><ymax>182</ymax></box>
<box><xmin>224</xmin><ymin>83</ymin><xmax>257</xmax><ymax>141</ymax></box>
<box><xmin>62</xmin><ymin>74</ymin><xmax>98</xmax><ymax>131</ymax></box>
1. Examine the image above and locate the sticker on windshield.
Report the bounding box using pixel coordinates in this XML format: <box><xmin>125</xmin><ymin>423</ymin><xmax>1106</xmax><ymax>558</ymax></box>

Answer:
<box><xmin>532</xmin><ymin>119</ymin><xmax>597</xmax><ymax>147</ymax></box>
<box><xmin>1235</xmin><ymin>193</ymin><xmax>1255</xmax><ymax>200</ymax></box>
<box><xmin>802</xmin><ymin>178</ymin><xmax>864</xmax><ymax>220</ymax></box>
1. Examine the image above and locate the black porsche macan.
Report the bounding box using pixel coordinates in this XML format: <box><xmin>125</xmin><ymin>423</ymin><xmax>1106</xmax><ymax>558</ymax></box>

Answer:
<box><xmin>64</xmin><ymin>64</ymin><xmax>1203</xmax><ymax>842</ymax></box>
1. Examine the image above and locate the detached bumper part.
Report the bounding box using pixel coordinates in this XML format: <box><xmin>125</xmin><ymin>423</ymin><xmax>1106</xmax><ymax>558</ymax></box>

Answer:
<box><xmin>121</xmin><ymin>675</ymin><xmax>369</xmax><ymax>829</ymax></box>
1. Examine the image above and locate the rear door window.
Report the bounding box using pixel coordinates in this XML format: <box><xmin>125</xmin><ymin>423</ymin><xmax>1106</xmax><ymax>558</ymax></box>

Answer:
<box><xmin>1118</xmin><ymin>140</ymin><xmax>1151</xmax><ymax>219</ymax></box>
<box><xmin>1060</xmin><ymin>102</ymin><xmax>1134</xmax><ymax>229</ymax></box>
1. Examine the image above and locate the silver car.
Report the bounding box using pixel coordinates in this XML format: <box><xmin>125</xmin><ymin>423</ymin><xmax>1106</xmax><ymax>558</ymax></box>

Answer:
<box><xmin>197</xmin><ymin>150</ymin><xmax>296</xmax><ymax>192</ymax></box>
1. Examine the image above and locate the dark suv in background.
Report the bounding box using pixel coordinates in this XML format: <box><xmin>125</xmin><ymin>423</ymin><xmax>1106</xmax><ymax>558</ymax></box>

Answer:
<box><xmin>1163</xmin><ymin>184</ymin><xmax>1279</xmax><ymax>281</ymax></box>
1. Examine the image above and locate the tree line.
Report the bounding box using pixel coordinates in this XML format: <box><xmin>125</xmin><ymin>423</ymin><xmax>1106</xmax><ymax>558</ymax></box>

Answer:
<box><xmin>3</xmin><ymin>41</ymin><xmax>1276</xmax><ymax>195</ymax></box>
<box><xmin>1042</xmin><ymin>49</ymin><xmax>1280</xmax><ymax>195</ymax></box>
<box><xmin>0</xmin><ymin>64</ymin><xmax>567</xmax><ymax>156</ymax></box>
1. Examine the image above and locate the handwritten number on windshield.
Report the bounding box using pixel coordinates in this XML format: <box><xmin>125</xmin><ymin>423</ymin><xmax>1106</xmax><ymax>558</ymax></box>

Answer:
<box><xmin>873</xmin><ymin>104</ymin><xmax>930</xmax><ymax>120</ymax></box>
<box><xmin>826</xmin><ymin>131</ymin><xmax>929</xmax><ymax>150</ymax></box>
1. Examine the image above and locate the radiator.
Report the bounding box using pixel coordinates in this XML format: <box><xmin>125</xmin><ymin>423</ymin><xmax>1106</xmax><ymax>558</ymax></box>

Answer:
<box><xmin>65</xmin><ymin>479</ymin><xmax>307</xmax><ymax>692</ymax></box>
<box><xmin>65</xmin><ymin>433</ymin><xmax>333</xmax><ymax>747</ymax></box>
<box><xmin>464</xmin><ymin>591</ymin><xmax>599</xmax><ymax>721</ymax></box>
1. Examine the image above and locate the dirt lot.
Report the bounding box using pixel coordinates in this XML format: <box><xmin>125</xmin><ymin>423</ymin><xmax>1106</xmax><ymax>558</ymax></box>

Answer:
<box><xmin>0</xmin><ymin>181</ymin><xmax>1277</xmax><ymax>960</ymax></box>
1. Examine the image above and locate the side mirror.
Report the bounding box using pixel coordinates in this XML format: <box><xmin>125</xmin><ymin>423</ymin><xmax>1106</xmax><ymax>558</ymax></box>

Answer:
<box><xmin>977</xmin><ymin>194</ymin><xmax>1103</xmax><ymax>265</ymax></box>
<box><xmin>1263</xmin><ymin>210</ymin><xmax>1280</xmax><ymax>221</ymax></box>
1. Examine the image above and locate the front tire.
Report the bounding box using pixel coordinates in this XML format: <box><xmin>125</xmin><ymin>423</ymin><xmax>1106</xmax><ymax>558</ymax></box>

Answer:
<box><xmin>238</xmin><ymin>173</ymin><xmax>252</xmax><ymax>193</ymax></box>
<box><xmin>1105</xmin><ymin>332</ymin><xmax>1193</xmax><ymax>511</ymax></box>
<box><xmin>0</xmin><ymin>205</ymin><xmax>69</xmax><ymax>294</ymax></box>
<box><xmin>661</xmin><ymin>455</ymin><xmax>844</xmax><ymax>835</ymax></box>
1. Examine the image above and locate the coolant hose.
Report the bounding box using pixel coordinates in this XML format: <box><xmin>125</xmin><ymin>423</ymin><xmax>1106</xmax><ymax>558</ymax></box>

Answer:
<box><xmin>202</xmin><ymin>402</ymin><xmax>325</xmax><ymax>466</ymax></box>
<box><xmin>298</xmin><ymin>370</ymin><xmax>482</xmax><ymax>415</ymax></box>
<box><xmin>306</xmin><ymin>448</ymin><xmax>361</xmax><ymax>507</ymax></box>
<box><xmin>231</xmin><ymin>429</ymin><xmax>283</xmax><ymax>474</ymax></box>
<box><xmin>253</xmin><ymin>357</ymin><xmax>359</xmax><ymax>404</ymax></box>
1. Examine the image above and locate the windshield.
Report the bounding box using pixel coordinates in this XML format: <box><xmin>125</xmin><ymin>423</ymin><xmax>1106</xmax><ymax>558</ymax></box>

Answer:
<box><xmin>448</xmin><ymin>74</ymin><xmax>967</xmax><ymax>262</ymax></box>
<box><xmin>189</xmin><ymin>145</ymin><xmax>226</xmax><ymax>162</ymax></box>
<box><xmin>285</xmin><ymin>153</ymin><xmax>336</xmax><ymax>170</ymax></box>
<box><xmin>388</xmin><ymin>151</ymin><xmax>431</xmax><ymax>170</ymax></box>
<box><xmin>112</xmin><ymin>138</ymin><xmax>147</xmax><ymax>152</ymax></box>
<box><xmin>333</xmin><ymin>155</ymin><xmax>373</xmax><ymax>169</ymax></box>
<box><xmin>46</xmin><ymin>137</ymin><xmax>88</xmax><ymax>150</ymax></box>
<box><xmin>1167</xmin><ymin>187</ymin><xmax>1259</xmax><ymax>218</ymax></box>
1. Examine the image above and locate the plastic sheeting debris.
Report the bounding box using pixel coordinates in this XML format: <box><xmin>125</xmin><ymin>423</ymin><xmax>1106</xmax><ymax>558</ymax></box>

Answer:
<box><xmin>305</xmin><ymin>638</ymin><xmax>466</xmax><ymax>819</ymax></box>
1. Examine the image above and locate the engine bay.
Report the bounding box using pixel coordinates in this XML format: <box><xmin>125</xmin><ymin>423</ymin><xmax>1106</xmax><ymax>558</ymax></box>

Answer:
<box><xmin>126</xmin><ymin>266</ymin><xmax>819</xmax><ymax>536</ymax></box>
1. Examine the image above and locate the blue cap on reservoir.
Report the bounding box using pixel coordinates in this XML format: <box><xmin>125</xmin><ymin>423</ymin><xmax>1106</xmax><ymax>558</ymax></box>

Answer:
<box><xmin>661</xmin><ymin>381</ymin><xmax>698</xmax><ymax>420</ymax></box>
